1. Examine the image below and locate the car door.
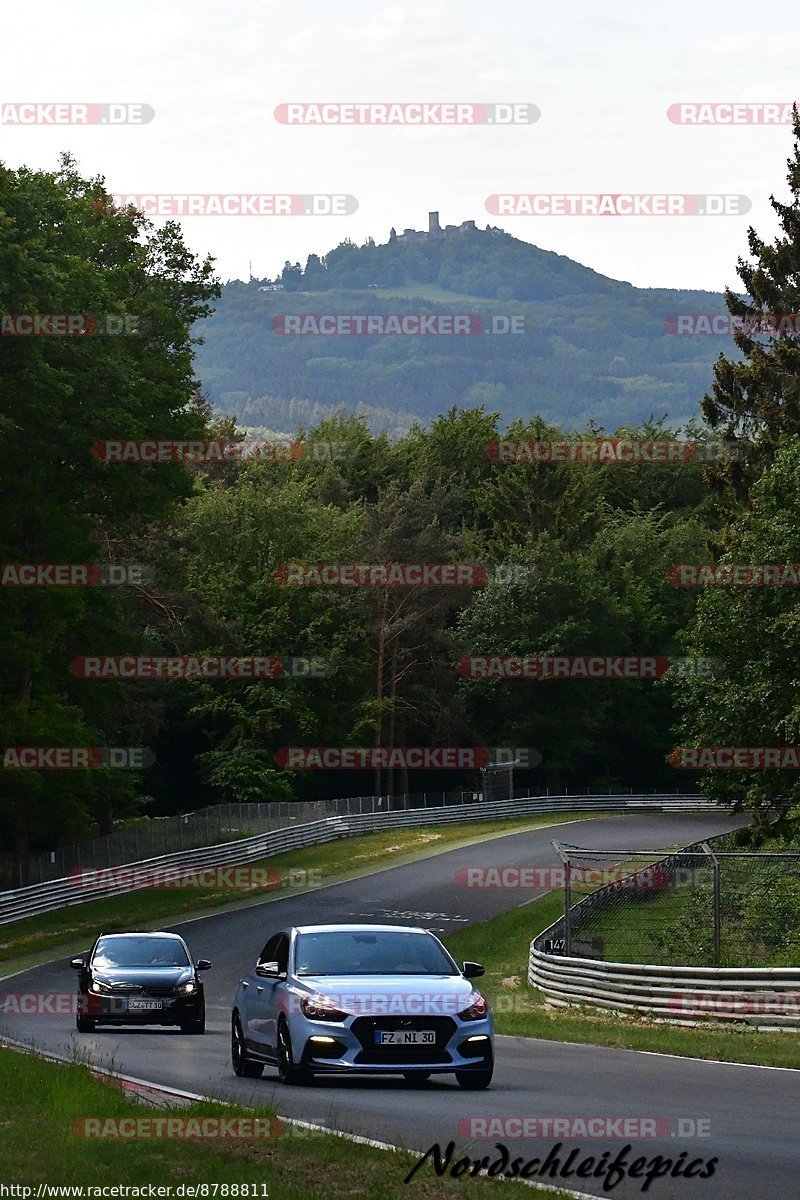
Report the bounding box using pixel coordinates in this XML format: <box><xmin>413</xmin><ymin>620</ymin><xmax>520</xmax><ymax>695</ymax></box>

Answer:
<box><xmin>256</xmin><ymin>932</ymin><xmax>290</xmax><ymax>1058</ymax></box>
<box><xmin>245</xmin><ymin>933</ymin><xmax>288</xmax><ymax>1057</ymax></box>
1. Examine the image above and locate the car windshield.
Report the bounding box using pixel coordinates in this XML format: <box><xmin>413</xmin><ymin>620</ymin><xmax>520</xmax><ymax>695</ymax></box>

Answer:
<box><xmin>294</xmin><ymin>930</ymin><xmax>456</xmax><ymax>976</ymax></box>
<box><xmin>93</xmin><ymin>937</ymin><xmax>190</xmax><ymax>968</ymax></box>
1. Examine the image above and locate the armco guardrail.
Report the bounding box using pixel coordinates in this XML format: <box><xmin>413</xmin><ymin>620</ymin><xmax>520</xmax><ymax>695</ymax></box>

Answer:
<box><xmin>528</xmin><ymin>947</ymin><xmax>800</xmax><ymax>1030</ymax></box>
<box><xmin>529</xmin><ymin>836</ymin><xmax>800</xmax><ymax>1031</ymax></box>
<box><xmin>0</xmin><ymin>793</ymin><xmax>711</xmax><ymax>926</ymax></box>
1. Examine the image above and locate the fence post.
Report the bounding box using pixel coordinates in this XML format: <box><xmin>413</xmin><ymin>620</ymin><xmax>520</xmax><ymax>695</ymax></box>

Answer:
<box><xmin>712</xmin><ymin>857</ymin><xmax>721</xmax><ymax>965</ymax></box>
<box><xmin>701</xmin><ymin>842</ymin><xmax>721</xmax><ymax>966</ymax></box>
<box><xmin>552</xmin><ymin>840</ymin><xmax>571</xmax><ymax>955</ymax></box>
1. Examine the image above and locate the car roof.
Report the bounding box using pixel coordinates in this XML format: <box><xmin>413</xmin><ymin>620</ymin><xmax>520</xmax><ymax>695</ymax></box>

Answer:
<box><xmin>293</xmin><ymin>923</ymin><xmax>430</xmax><ymax>935</ymax></box>
<box><xmin>97</xmin><ymin>931</ymin><xmax>184</xmax><ymax>939</ymax></box>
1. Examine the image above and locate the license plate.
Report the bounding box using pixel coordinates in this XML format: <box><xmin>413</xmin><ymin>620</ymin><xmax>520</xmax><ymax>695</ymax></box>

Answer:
<box><xmin>375</xmin><ymin>1030</ymin><xmax>435</xmax><ymax>1046</ymax></box>
<box><xmin>127</xmin><ymin>999</ymin><xmax>163</xmax><ymax>1011</ymax></box>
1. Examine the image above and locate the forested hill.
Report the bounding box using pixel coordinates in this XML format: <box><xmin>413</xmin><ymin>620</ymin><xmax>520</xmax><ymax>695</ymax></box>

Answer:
<box><xmin>194</xmin><ymin>224</ymin><xmax>736</xmax><ymax>437</ymax></box>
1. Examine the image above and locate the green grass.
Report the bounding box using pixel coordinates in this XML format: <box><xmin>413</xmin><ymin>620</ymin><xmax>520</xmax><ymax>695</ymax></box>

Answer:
<box><xmin>443</xmin><ymin>893</ymin><xmax>800</xmax><ymax>1069</ymax></box>
<box><xmin>0</xmin><ymin>813</ymin><xmax>601</xmax><ymax>978</ymax></box>
<box><xmin>576</xmin><ymin>887</ymin><xmax>704</xmax><ymax>965</ymax></box>
<box><xmin>0</xmin><ymin>1045</ymin><xmax>574</xmax><ymax>1195</ymax></box>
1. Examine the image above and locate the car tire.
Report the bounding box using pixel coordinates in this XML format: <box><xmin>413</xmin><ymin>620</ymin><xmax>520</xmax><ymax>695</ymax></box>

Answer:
<box><xmin>455</xmin><ymin>1061</ymin><xmax>493</xmax><ymax>1090</ymax></box>
<box><xmin>402</xmin><ymin>1071</ymin><xmax>431</xmax><ymax>1084</ymax></box>
<box><xmin>277</xmin><ymin>1019</ymin><xmax>311</xmax><ymax>1085</ymax></box>
<box><xmin>76</xmin><ymin>1014</ymin><xmax>96</xmax><ymax>1033</ymax></box>
<box><xmin>231</xmin><ymin>1014</ymin><xmax>264</xmax><ymax>1077</ymax></box>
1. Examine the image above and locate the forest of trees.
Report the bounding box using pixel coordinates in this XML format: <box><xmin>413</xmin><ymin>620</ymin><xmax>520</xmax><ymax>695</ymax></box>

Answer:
<box><xmin>195</xmin><ymin>231</ymin><xmax>734</xmax><ymax>433</ymax></box>
<box><xmin>3</xmin><ymin>117</ymin><xmax>800</xmax><ymax>865</ymax></box>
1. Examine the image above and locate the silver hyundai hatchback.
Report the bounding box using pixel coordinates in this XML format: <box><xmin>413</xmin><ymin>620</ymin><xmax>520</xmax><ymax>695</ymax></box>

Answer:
<box><xmin>231</xmin><ymin>923</ymin><xmax>494</xmax><ymax>1087</ymax></box>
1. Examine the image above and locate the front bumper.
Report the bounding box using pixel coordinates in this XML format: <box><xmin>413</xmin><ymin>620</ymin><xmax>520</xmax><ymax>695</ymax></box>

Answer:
<box><xmin>294</xmin><ymin>1012</ymin><xmax>494</xmax><ymax>1074</ymax></box>
<box><xmin>81</xmin><ymin>992</ymin><xmax>203</xmax><ymax>1025</ymax></box>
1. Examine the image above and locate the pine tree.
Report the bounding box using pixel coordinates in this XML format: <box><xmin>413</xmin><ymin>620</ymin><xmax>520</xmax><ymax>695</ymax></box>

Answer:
<box><xmin>703</xmin><ymin>109</ymin><xmax>800</xmax><ymax>491</ymax></box>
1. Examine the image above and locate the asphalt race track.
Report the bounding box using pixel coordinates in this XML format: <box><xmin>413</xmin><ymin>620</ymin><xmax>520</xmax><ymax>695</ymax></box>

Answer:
<box><xmin>3</xmin><ymin>811</ymin><xmax>798</xmax><ymax>1199</ymax></box>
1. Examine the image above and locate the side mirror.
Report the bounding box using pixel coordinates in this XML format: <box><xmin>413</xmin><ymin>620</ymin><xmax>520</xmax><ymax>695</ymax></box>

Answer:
<box><xmin>463</xmin><ymin>961</ymin><xmax>485</xmax><ymax>979</ymax></box>
<box><xmin>196</xmin><ymin>959</ymin><xmax>212</xmax><ymax>971</ymax></box>
<box><xmin>255</xmin><ymin>961</ymin><xmax>282</xmax><ymax>978</ymax></box>
<box><xmin>70</xmin><ymin>957</ymin><xmax>86</xmax><ymax>971</ymax></box>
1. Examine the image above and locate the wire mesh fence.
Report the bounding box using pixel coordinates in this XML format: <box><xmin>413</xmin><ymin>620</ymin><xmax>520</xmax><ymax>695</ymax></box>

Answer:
<box><xmin>551</xmin><ymin>837</ymin><xmax>800</xmax><ymax>968</ymax></box>
<box><xmin>0</xmin><ymin>792</ymin><xmax>478</xmax><ymax>888</ymax></box>
<box><xmin>1</xmin><ymin>784</ymin><xmax>694</xmax><ymax>889</ymax></box>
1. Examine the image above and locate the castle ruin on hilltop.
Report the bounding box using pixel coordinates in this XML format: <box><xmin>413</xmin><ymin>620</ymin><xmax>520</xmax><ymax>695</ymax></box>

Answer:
<box><xmin>390</xmin><ymin>211</ymin><xmax>477</xmax><ymax>243</ymax></box>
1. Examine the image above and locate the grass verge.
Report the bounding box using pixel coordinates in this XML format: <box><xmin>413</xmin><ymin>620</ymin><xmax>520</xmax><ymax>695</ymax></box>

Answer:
<box><xmin>0</xmin><ymin>812</ymin><xmax>603</xmax><ymax>977</ymax></box>
<box><xmin>443</xmin><ymin>893</ymin><xmax>800</xmax><ymax>1070</ymax></box>
<box><xmin>0</xmin><ymin>1044</ymin><xmax>574</xmax><ymax>1196</ymax></box>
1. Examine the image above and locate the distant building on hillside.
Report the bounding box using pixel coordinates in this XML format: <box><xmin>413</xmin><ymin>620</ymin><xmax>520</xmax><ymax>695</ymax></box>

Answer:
<box><xmin>393</xmin><ymin>212</ymin><xmax>477</xmax><ymax>243</ymax></box>
<box><xmin>258</xmin><ymin>283</ymin><xmax>285</xmax><ymax>292</ymax></box>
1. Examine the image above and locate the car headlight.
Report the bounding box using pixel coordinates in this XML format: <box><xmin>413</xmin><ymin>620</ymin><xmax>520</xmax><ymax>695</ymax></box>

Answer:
<box><xmin>177</xmin><ymin>981</ymin><xmax>197</xmax><ymax>995</ymax></box>
<box><xmin>90</xmin><ymin>981</ymin><xmax>113</xmax><ymax>994</ymax></box>
<box><xmin>457</xmin><ymin>992</ymin><xmax>488</xmax><ymax>1021</ymax></box>
<box><xmin>301</xmin><ymin>994</ymin><xmax>348</xmax><ymax>1021</ymax></box>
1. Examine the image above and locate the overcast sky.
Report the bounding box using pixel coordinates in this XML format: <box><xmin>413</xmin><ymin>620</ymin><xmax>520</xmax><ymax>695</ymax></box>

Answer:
<box><xmin>1</xmin><ymin>0</ymin><xmax>796</xmax><ymax>291</ymax></box>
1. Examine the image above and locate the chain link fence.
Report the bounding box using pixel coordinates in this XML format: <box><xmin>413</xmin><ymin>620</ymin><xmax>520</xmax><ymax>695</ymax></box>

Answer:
<box><xmin>1</xmin><ymin>784</ymin><xmax>694</xmax><ymax>889</ymax></box>
<box><xmin>0</xmin><ymin>792</ymin><xmax>473</xmax><ymax>889</ymax></box>
<box><xmin>551</xmin><ymin>837</ymin><xmax>800</xmax><ymax>968</ymax></box>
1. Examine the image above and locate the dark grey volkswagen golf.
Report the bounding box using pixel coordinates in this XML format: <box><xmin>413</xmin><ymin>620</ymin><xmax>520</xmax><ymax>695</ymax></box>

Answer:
<box><xmin>71</xmin><ymin>931</ymin><xmax>211</xmax><ymax>1034</ymax></box>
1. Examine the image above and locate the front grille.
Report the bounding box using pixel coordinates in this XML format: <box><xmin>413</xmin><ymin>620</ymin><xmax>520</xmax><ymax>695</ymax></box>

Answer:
<box><xmin>99</xmin><ymin>983</ymin><xmax>178</xmax><ymax>998</ymax></box>
<box><xmin>351</xmin><ymin>1015</ymin><xmax>456</xmax><ymax>1064</ymax></box>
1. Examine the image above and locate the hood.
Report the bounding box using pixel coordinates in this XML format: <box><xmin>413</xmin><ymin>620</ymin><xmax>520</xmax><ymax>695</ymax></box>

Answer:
<box><xmin>92</xmin><ymin>966</ymin><xmax>192</xmax><ymax>988</ymax></box>
<box><xmin>289</xmin><ymin>973</ymin><xmax>478</xmax><ymax>1018</ymax></box>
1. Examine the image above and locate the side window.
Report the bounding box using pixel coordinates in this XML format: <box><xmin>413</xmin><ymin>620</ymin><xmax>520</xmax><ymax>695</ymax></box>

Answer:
<box><xmin>274</xmin><ymin>934</ymin><xmax>289</xmax><ymax>973</ymax></box>
<box><xmin>258</xmin><ymin>934</ymin><xmax>282</xmax><ymax>965</ymax></box>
